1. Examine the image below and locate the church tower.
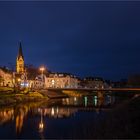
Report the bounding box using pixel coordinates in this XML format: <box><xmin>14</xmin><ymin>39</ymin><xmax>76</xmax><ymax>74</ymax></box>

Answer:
<box><xmin>16</xmin><ymin>42</ymin><xmax>24</xmax><ymax>73</ymax></box>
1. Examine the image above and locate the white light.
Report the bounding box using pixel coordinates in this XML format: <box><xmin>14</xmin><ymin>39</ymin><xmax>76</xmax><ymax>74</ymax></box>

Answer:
<box><xmin>39</xmin><ymin>122</ymin><xmax>44</xmax><ymax>129</ymax></box>
<box><xmin>21</xmin><ymin>83</ymin><xmax>24</xmax><ymax>86</ymax></box>
<box><xmin>26</xmin><ymin>83</ymin><xmax>29</xmax><ymax>87</ymax></box>
<box><xmin>52</xmin><ymin>79</ymin><xmax>55</xmax><ymax>85</ymax></box>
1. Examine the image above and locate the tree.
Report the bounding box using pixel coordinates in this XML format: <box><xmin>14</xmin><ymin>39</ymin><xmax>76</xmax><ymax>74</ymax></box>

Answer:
<box><xmin>128</xmin><ymin>74</ymin><xmax>140</xmax><ymax>87</ymax></box>
<box><xmin>25</xmin><ymin>64</ymin><xmax>49</xmax><ymax>80</ymax></box>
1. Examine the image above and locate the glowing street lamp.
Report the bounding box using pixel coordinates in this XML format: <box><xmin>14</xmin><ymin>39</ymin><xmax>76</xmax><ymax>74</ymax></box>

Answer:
<box><xmin>40</xmin><ymin>67</ymin><xmax>45</xmax><ymax>74</ymax></box>
<box><xmin>39</xmin><ymin>66</ymin><xmax>45</xmax><ymax>88</ymax></box>
<box><xmin>17</xmin><ymin>78</ymin><xmax>21</xmax><ymax>82</ymax></box>
<box><xmin>17</xmin><ymin>78</ymin><xmax>21</xmax><ymax>86</ymax></box>
<box><xmin>40</xmin><ymin>67</ymin><xmax>45</xmax><ymax>78</ymax></box>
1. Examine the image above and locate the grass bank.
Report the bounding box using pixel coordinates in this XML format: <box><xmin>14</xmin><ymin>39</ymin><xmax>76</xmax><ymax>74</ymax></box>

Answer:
<box><xmin>0</xmin><ymin>87</ymin><xmax>48</xmax><ymax>106</ymax></box>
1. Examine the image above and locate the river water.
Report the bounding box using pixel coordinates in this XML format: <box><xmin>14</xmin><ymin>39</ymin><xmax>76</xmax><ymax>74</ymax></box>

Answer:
<box><xmin>0</xmin><ymin>92</ymin><xmax>140</xmax><ymax>139</ymax></box>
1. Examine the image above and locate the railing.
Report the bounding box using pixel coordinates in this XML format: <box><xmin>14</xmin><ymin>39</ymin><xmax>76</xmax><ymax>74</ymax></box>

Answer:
<box><xmin>46</xmin><ymin>87</ymin><xmax>140</xmax><ymax>91</ymax></box>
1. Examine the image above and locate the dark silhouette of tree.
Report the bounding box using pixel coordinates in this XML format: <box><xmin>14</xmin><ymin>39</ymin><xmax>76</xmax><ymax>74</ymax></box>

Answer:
<box><xmin>25</xmin><ymin>64</ymin><xmax>49</xmax><ymax>80</ymax></box>
<box><xmin>128</xmin><ymin>74</ymin><xmax>140</xmax><ymax>87</ymax></box>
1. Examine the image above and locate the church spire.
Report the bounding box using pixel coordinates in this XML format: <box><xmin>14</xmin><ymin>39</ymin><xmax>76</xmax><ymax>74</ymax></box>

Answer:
<box><xmin>17</xmin><ymin>41</ymin><xmax>24</xmax><ymax>60</ymax></box>
<box><xmin>16</xmin><ymin>41</ymin><xmax>24</xmax><ymax>73</ymax></box>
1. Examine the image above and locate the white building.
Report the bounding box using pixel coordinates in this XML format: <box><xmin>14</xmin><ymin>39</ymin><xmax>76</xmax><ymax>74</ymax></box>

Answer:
<box><xmin>31</xmin><ymin>75</ymin><xmax>47</xmax><ymax>89</ymax></box>
<box><xmin>45</xmin><ymin>73</ymin><xmax>78</xmax><ymax>88</ymax></box>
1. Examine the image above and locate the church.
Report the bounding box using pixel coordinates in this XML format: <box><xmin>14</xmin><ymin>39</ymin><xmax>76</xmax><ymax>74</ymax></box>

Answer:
<box><xmin>16</xmin><ymin>42</ymin><xmax>24</xmax><ymax>74</ymax></box>
<box><xmin>15</xmin><ymin>42</ymin><xmax>29</xmax><ymax>87</ymax></box>
<box><xmin>15</xmin><ymin>42</ymin><xmax>45</xmax><ymax>89</ymax></box>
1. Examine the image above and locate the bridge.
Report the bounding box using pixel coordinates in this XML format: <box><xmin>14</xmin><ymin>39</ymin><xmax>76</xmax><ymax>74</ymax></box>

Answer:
<box><xmin>38</xmin><ymin>88</ymin><xmax>140</xmax><ymax>99</ymax></box>
<box><xmin>46</xmin><ymin>87</ymin><xmax>140</xmax><ymax>92</ymax></box>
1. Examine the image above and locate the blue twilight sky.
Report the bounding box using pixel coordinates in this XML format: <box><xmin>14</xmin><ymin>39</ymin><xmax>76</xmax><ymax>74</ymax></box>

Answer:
<box><xmin>0</xmin><ymin>1</ymin><xmax>140</xmax><ymax>80</ymax></box>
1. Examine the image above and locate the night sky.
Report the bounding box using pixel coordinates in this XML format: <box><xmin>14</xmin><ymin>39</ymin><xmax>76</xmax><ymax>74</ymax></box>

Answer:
<box><xmin>0</xmin><ymin>1</ymin><xmax>140</xmax><ymax>80</ymax></box>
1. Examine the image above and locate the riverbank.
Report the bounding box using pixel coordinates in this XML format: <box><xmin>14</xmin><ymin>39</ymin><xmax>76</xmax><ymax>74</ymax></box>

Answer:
<box><xmin>0</xmin><ymin>87</ymin><xmax>48</xmax><ymax>107</ymax></box>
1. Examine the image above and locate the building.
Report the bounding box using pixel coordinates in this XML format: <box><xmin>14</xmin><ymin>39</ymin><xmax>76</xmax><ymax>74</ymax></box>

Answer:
<box><xmin>33</xmin><ymin>75</ymin><xmax>47</xmax><ymax>89</ymax></box>
<box><xmin>0</xmin><ymin>67</ymin><xmax>13</xmax><ymax>87</ymax></box>
<box><xmin>45</xmin><ymin>73</ymin><xmax>79</xmax><ymax>88</ymax></box>
<box><xmin>14</xmin><ymin>42</ymin><xmax>30</xmax><ymax>88</ymax></box>
<box><xmin>82</xmin><ymin>77</ymin><xmax>104</xmax><ymax>89</ymax></box>
<box><xmin>16</xmin><ymin>42</ymin><xmax>24</xmax><ymax>74</ymax></box>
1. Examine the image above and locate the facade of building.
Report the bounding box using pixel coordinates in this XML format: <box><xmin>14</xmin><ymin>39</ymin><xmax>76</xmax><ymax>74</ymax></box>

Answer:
<box><xmin>16</xmin><ymin>42</ymin><xmax>24</xmax><ymax>74</ymax></box>
<box><xmin>82</xmin><ymin>77</ymin><xmax>104</xmax><ymax>89</ymax></box>
<box><xmin>0</xmin><ymin>68</ymin><xmax>13</xmax><ymax>87</ymax></box>
<box><xmin>15</xmin><ymin>42</ymin><xmax>30</xmax><ymax>88</ymax></box>
<box><xmin>45</xmin><ymin>73</ymin><xmax>78</xmax><ymax>88</ymax></box>
<box><xmin>33</xmin><ymin>75</ymin><xmax>46</xmax><ymax>89</ymax></box>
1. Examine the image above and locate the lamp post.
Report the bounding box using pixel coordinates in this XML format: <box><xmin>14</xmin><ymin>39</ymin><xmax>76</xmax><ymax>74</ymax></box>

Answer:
<box><xmin>39</xmin><ymin>66</ymin><xmax>45</xmax><ymax>88</ymax></box>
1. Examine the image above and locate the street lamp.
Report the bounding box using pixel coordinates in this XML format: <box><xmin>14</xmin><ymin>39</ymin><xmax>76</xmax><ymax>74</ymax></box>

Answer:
<box><xmin>39</xmin><ymin>66</ymin><xmax>45</xmax><ymax>88</ymax></box>
<box><xmin>17</xmin><ymin>78</ymin><xmax>20</xmax><ymax>82</ymax></box>
<box><xmin>17</xmin><ymin>78</ymin><xmax>21</xmax><ymax>84</ymax></box>
<box><xmin>40</xmin><ymin>67</ymin><xmax>45</xmax><ymax>73</ymax></box>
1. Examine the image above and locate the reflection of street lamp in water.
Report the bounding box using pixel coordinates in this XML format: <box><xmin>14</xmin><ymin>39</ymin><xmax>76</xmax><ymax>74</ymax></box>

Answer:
<box><xmin>39</xmin><ymin>109</ymin><xmax>44</xmax><ymax>133</ymax></box>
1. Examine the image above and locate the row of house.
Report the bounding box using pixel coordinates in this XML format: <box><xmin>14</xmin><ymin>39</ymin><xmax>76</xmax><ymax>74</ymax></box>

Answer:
<box><xmin>0</xmin><ymin>67</ymin><xmax>110</xmax><ymax>89</ymax></box>
<box><xmin>24</xmin><ymin>72</ymin><xmax>79</xmax><ymax>89</ymax></box>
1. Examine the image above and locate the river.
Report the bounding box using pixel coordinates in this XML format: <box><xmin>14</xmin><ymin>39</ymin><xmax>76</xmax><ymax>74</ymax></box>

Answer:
<box><xmin>0</xmin><ymin>91</ymin><xmax>139</xmax><ymax>139</ymax></box>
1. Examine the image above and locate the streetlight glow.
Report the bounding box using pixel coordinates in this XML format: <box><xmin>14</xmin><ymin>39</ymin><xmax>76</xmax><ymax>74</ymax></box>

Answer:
<box><xmin>18</xmin><ymin>78</ymin><xmax>21</xmax><ymax>82</ymax></box>
<box><xmin>40</xmin><ymin>67</ymin><xmax>45</xmax><ymax>72</ymax></box>
<box><xmin>39</xmin><ymin>66</ymin><xmax>45</xmax><ymax>89</ymax></box>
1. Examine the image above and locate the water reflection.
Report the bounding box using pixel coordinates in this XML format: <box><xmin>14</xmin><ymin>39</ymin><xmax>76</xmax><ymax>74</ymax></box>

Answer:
<box><xmin>84</xmin><ymin>96</ymin><xmax>87</xmax><ymax>107</ymax></box>
<box><xmin>15</xmin><ymin>105</ymin><xmax>29</xmax><ymax>135</ymax></box>
<box><xmin>61</xmin><ymin>92</ymin><xmax>115</xmax><ymax>108</ymax></box>
<box><xmin>38</xmin><ymin>108</ymin><xmax>44</xmax><ymax>133</ymax></box>
<box><xmin>0</xmin><ymin>108</ymin><xmax>14</xmax><ymax>125</ymax></box>
<box><xmin>0</xmin><ymin>92</ymin><xmax>116</xmax><ymax>126</ymax></box>
<box><xmin>94</xmin><ymin>96</ymin><xmax>97</xmax><ymax>106</ymax></box>
<box><xmin>0</xmin><ymin>91</ymin><xmax>134</xmax><ymax>139</ymax></box>
<box><xmin>15</xmin><ymin>108</ymin><xmax>24</xmax><ymax>134</ymax></box>
<box><xmin>40</xmin><ymin>107</ymin><xmax>77</xmax><ymax>118</ymax></box>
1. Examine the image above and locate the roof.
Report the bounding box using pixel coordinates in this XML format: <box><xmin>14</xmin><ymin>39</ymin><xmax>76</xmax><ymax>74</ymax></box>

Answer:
<box><xmin>48</xmin><ymin>72</ymin><xmax>78</xmax><ymax>78</ymax></box>
<box><xmin>84</xmin><ymin>77</ymin><xmax>104</xmax><ymax>81</ymax></box>
<box><xmin>17</xmin><ymin>42</ymin><xmax>24</xmax><ymax>60</ymax></box>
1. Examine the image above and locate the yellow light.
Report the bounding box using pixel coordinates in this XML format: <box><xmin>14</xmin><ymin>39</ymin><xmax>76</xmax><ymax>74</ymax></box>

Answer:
<box><xmin>39</xmin><ymin>67</ymin><xmax>45</xmax><ymax>71</ymax></box>
<box><xmin>18</xmin><ymin>78</ymin><xmax>21</xmax><ymax>82</ymax></box>
<box><xmin>39</xmin><ymin>122</ymin><xmax>44</xmax><ymax>132</ymax></box>
<box><xmin>39</xmin><ymin>122</ymin><xmax>44</xmax><ymax>129</ymax></box>
<box><xmin>51</xmin><ymin>107</ymin><xmax>55</xmax><ymax>116</ymax></box>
